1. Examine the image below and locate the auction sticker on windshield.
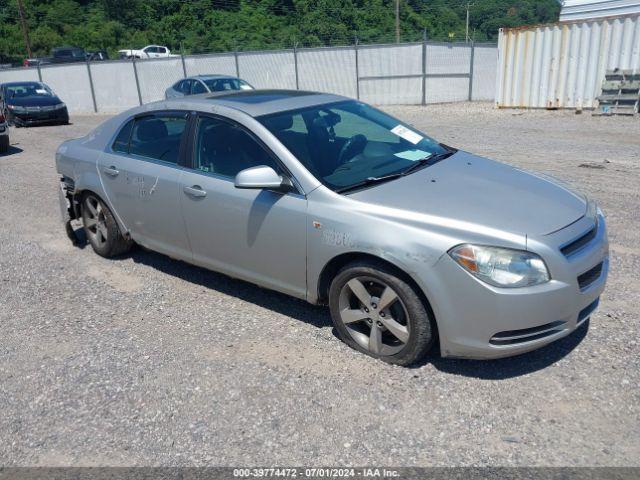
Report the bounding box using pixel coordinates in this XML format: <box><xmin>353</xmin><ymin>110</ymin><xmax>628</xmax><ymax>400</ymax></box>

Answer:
<box><xmin>391</xmin><ymin>124</ymin><xmax>423</xmax><ymax>144</ymax></box>
<box><xmin>394</xmin><ymin>149</ymin><xmax>432</xmax><ymax>161</ymax></box>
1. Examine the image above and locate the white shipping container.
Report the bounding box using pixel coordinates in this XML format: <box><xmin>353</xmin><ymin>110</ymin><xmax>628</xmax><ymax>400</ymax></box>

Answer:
<box><xmin>496</xmin><ymin>14</ymin><xmax>640</xmax><ymax>109</ymax></box>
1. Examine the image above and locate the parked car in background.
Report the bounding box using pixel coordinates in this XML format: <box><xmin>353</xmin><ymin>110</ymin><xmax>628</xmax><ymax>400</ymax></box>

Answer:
<box><xmin>50</xmin><ymin>46</ymin><xmax>87</xmax><ymax>64</ymax></box>
<box><xmin>23</xmin><ymin>48</ymin><xmax>107</xmax><ymax>67</ymax></box>
<box><xmin>0</xmin><ymin>111</ymin><xmax>9</xmax><ymax>153</ymax></box>
<box><xmin>165</xmin><ymin>75</ymin><xmax>253</xmax><ymax>99</ymax></box>
<box><xmin>55</xmin><ymin>90</ymin><xmax>609</xmax><ymax>366</ymax></box>
<box><xmin>87</xmin><ymin>50</ymin><xmax>109</xmax><ymax>62</ymax></box>
<box><xmin>119</xmin><ymin>45</ymin><xmax>174</xmax><ymax>59</ymax></box>
<box><xmin>23</xmin><ymin>57</ymin><xmax>51</xmax><ymax>67</ymax></box>
<box><xmin>1</xmin><ymin>82</ymin><xmax>69</xmax><ymax>127</ymax></box>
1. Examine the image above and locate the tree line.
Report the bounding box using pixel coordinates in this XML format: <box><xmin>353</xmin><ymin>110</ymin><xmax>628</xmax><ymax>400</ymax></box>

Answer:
<box><xmin>0</xmin><ymin>0</ymin><xmax>560</xmax><ymax>64</ymax></box>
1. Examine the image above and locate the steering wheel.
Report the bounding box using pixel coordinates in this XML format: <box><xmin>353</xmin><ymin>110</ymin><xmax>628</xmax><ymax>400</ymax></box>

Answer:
<box><xmin>337</xmin><ymin>134</ymin><xmax>367</xmax><ymax>166</ymax></box>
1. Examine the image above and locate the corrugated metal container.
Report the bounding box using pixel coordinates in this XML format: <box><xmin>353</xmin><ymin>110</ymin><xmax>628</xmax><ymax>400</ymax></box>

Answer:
<box><xmin>496</xmin><ymin>14</ymin><xmax>640</xmax><ymax>109</ymax></box>
<box><xmin>560</xmin><ymin>0</ymin><xmax>640</xmax><ymax>23</ymax></box>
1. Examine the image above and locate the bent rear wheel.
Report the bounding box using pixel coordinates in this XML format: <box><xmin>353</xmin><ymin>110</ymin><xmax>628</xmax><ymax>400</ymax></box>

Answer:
<box><xmin>81</xmin><ymin>193</ymin><xmax>132</xmax><ymax>258</ymax></box>
<box><xmin>329</xmin><ymin>261</ymin><xmax>435</xmax><ymax>366</ymax></box>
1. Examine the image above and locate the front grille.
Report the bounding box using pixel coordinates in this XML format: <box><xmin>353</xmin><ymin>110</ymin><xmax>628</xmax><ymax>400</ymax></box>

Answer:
<box><xmin>24</xmin><ymin>105</ymin><xmax>61</xmax><ymax>112</ymax></box>
<box><xmin>561</xmin><ymin>225</ymin><xmax>597</xmax><ymax>257</ymax></box>
<box><xmin>578</xmin><ymin>298</ymin><xmax>599</xmax><ymax>324</ymax></box>
<box><xmin>577</xmin><ymin>262</ymin><xmax>603</xmax><ymax>290</ymax></box>
<box><xmin>490</xmin><ymin>320</ymin><xmax>567</xmax><ymax>346</ymax></box>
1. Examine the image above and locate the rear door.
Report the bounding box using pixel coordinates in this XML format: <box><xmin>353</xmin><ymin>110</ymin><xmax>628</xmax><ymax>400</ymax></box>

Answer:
<box><xmin>179</xmin><ymin>114</ymin><xmax>308</xmax><ymax>298</ymax></box>
<box><xmin>97</xmin><ymin>111</ymin><xmax>192</xmax><ymax>260</ymax></box>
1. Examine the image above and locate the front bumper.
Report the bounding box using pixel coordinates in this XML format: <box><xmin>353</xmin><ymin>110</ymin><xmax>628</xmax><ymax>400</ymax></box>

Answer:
<box><xmin>425</xmin><ymin>214</ymin><xmax>609</xmax><ymax>359</ymax></box>
<box><xmin>9</xmin><ymin>108</ymin><xmax>69</xmax><ymax>127</ymax></box>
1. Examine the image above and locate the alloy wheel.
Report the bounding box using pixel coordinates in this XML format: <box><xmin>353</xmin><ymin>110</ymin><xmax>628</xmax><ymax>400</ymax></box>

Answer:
<box><xmin>338</xmin><ymin>276</ymin><xmax>410</xmax><ymax>356</ymax></box>
<box><xmin>84</xmin><ymin>196</ymin><xmax>108</xmax><ymax>247</ymax></box>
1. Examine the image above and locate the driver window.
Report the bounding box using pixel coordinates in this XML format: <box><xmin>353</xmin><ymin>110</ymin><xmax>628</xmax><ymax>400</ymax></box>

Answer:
<box><xmin>331</xmin><ymin>108</ymin><xmax>399</xmax><ymax>144</ymax></box>
<box><xmin>194</xmin><ymin>116</ymin><xmax>280</xmax><ymax>179</ymax></box>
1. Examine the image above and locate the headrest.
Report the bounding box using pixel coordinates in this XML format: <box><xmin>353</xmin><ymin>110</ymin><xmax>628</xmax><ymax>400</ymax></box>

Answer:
<box><xmin>267</xmin><ymin>115</ymin><xmax>293</xmax><ymax>131</ymax></box>
<box><xmin>137</xmin><ymin>119</ymin><xmax>168</xmax><ymax>142</ymax></box>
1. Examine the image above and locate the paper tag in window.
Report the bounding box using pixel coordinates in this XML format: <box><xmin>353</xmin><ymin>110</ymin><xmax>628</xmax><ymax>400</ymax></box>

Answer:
<box><xmin>394</xmin><ymin>149</ymin><xmax>431</xmax><ymax>161</ymax></box>
<box><xmin>391</xmin><ymin>125</ymin><xmax>423</xmax><ymax>145</ymax></box>
<box><xmin>35</xmin><ymin>89</ymin><xmax>48</xmax><ymax>94</ymax></box>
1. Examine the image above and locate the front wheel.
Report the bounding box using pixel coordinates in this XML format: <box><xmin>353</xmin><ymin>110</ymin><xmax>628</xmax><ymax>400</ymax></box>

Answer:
<box><xmin>81</xmin><ymin>193</ymin><xmax>132</xmax><ymax>258</ymax></box>
<box><xmin>329</xmin><ymin>261</ymin><xmax>435</xmax><ymax>366</ymax></box>
<box><xmin>0</xmin><ymin>135</ymin><xmax>8</xmax><ymax>153</ymax></box>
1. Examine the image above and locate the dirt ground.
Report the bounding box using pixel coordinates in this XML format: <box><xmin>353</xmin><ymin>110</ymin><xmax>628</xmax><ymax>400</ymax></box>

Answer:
<box><xmin>0</xmin><ymin>103</ymin><xmax>638</xmax><ymax>466</ymax></box>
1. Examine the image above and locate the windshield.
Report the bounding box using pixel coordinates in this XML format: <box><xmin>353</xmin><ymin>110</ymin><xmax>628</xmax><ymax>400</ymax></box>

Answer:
<box><xmin>204</xmin><ymin>78</ymin><xmax>253</xmax><ymax>92</ymax></box>
<box><xmin>259</xmin><ymin>100</ymin><xmax>449</xmax><ymax>192</ymax></box>
<box><xmin>5</xmin><ymin>83</ymin><xmax>53</xmax><ymax>98</ymax></box>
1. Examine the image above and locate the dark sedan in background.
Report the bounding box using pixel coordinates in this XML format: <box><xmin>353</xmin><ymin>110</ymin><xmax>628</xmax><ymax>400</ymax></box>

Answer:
<box><xmin>0</xmin><ymin>82</ymin><xmax>69</xmax><ymax>127</ymax></box>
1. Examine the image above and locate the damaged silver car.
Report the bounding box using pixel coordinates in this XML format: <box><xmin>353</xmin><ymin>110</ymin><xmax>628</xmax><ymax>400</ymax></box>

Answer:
<box><xmin>56</xmin><ymin>90</ymin><xmax>609</xmax><ymax>365</ymax></box>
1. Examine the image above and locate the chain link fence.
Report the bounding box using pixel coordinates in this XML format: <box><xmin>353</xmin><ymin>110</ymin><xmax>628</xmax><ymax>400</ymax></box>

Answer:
<box><xmin>0</xmin><ymin>40</ymin><xmax>497</xmax><ymax>114</ymax></box>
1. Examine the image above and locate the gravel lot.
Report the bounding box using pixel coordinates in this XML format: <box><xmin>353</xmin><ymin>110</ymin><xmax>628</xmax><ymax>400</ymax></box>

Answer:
<box><xmin>0</xmin><ymin>103</ymin><xmax>638</xmax><ymax>467</ymax></box>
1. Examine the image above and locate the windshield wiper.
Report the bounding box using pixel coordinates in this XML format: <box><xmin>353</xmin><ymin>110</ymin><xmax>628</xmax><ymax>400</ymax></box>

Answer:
<box><xmin>401</xmin><ymin>149</ymin><xmax>457</xmax><ymax>176</ymax></box>
<box><xmin>335</xmin><ymin>173</ymin><xmax>405</xmax><ymax>194</ymax></box>
<box><xmin>335</xmin><ymin>146</ymin><xmax>458</xmax><ymax>194</ymax></box>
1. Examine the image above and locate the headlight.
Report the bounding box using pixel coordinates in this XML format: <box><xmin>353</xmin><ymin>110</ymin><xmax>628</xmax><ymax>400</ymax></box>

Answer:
<box><xmin>449</xmin><ymin>244</ymin><xmax>550</xmax><ymax>288</ymax></box>
<box><xmin>7</xmin><ymin>105</ymin><xmax>26</xmax><ymax>113</ymax></box>
<box><xmin>54</xmin><ymin>103</ymin><xmax>66</xmax><ymax>110</ymax></box>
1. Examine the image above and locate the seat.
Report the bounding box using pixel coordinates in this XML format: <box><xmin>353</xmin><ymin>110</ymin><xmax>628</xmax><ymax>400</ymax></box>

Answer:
<box><xmin>307</xmin><ymin>116</ymin><xmax>334</xmax><ymax>177</ymax></box>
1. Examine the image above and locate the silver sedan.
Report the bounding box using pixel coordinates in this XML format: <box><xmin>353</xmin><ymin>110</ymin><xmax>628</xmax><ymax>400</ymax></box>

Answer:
<box><xmin>55</xmin><ymin>90</ymin><xmax>609</xmax><ymax>365</ymax></box>
<box><xmin>165</xmin><ymin>75</ymin><xmax>253</xmax><ymax>99</ymax></box>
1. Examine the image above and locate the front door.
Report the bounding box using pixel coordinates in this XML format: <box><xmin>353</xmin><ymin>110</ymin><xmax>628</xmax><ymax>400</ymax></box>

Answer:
<box><xmin>179</xmin><ymin>115</ymin><xmax>307</xmax><ymax>298</ymax></box>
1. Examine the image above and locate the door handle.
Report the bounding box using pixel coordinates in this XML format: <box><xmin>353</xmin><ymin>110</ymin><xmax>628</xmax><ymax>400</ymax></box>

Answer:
<box><xmin>183</xmin><ymin>185</ymin><xmax>207</xmax><ymax>198</ymax></box>
<box><xmin>103</xmin><ymin>166</ymin><xmax>119</xmax><ymax>177</ymax></box>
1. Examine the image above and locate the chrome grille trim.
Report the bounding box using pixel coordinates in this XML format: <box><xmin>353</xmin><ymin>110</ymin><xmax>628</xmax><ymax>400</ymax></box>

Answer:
<box><xmin>490</xmin><ymin>320</ymin><xmax>567</xmax><ymax>346</ymax></box>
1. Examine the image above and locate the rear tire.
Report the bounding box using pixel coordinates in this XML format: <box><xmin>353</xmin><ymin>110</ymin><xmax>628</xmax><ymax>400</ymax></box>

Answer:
<box><xmin>81</xmin><ymin>193</ymin><xmax>132</xmax><ymax>258</ymax></box>
<box><xmin>329</xmin><ymin>260</ymin><xmax>435</xmax><ymax>366</ymax></box>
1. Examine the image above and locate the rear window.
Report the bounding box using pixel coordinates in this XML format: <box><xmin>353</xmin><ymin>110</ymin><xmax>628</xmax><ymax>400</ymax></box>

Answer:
<box><xmin>112</xmin><ymin>119</ymin><xmax>133</xmax><ymax>153</ymax></box>
<box><xmin>129</xmin><ymin>114</ymin><xmax>187</xmax><ymax>164</ymax></box>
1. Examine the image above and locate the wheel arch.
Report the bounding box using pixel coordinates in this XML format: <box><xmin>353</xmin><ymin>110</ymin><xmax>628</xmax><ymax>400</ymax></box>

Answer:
<box><xmin>317</xmin><ymin>252</ymin><xmax>434</xmax><ymax>312</ymax></box>
<box><xmin>72</xmin><ymin>188</ymin><xmax>129</xmax><ymax>237</ymax></box>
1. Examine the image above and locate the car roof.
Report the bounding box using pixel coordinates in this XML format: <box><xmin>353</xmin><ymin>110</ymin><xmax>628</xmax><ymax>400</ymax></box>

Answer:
<box><xmin>162</xmin><ymin>89</ymin><xmax>349</xmax><ymax>117</ymax></box>
<box><xmin>189</xmin><ymin>74</ymin><xmax>240</xmax><ymax>81</ymax></box>
<box><xmin>1</xmin><ymin>81</ymin><xmax>44</xmax><ymax>87</ymax></box>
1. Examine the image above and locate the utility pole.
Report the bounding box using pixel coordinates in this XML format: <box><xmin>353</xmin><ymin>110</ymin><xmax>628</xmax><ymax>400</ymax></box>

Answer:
<box><xmin>395</xmin><ymin>0</ymin><xmax>400</xmax><ymax>43</ymax></box>
<box><xmin>16</xmin><ymin>0</ymin><xmax>33</xmax><ymax>58</ymax></box>
<box><xmin>465</xmin><ymin>2</ymin><xmax>474</xmax><ymax>43</ymax></box>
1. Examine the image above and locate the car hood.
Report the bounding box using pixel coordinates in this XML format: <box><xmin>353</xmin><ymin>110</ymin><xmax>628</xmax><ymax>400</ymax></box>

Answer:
<box><xmin>8</xmin><ymin>95</ymin><xmax>62</xmax><ymax>107</ymax></box>
<box><xmin>348</xmin><ymin>151</ymin><xmax>587</xmax><ymax>236</ymax></box>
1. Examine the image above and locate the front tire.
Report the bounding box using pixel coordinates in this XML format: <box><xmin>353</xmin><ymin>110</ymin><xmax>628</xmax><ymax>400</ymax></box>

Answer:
<box><xmin>81</xmin><ymin>193</ymin><xmax>132</xmax><ymax>258</ymax></box>
<box><xmin>329</xmin><ymin>261</ymin><xmax>435</xmax><ymax>366</ymax></box>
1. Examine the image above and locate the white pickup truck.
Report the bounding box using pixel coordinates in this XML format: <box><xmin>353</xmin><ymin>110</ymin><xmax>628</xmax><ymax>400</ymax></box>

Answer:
<box><xmin>118</xmin><ymin>45</ymin><xmax>176</xmax><ymax>59</ymax></box>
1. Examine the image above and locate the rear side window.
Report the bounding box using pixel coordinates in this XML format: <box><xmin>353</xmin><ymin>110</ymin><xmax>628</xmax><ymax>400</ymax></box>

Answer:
<box><xmin>180</xmin><ymin>80</ymin><xmax>192</xmax><ymax>94</ymax></box>
<box><xmin>128</xmin><ymin>113</ymin><xmax>188</xmax><ymax>164</ymax></box>
<box><xmin>112</xmin><ymin>119</ymin><xmax>134</xmax><ymax>153</ymax></box>
<box><xmin>192</xmin><ymin>81</ymin><xmax>207</xmax><ymax>95</ymax></box>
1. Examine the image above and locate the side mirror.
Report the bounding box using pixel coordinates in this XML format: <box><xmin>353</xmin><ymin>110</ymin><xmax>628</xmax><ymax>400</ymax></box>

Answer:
<box><xmin>234</xmin><ymin>166</ymin><xmax>294</xmax><ymax>193</ymax></box>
